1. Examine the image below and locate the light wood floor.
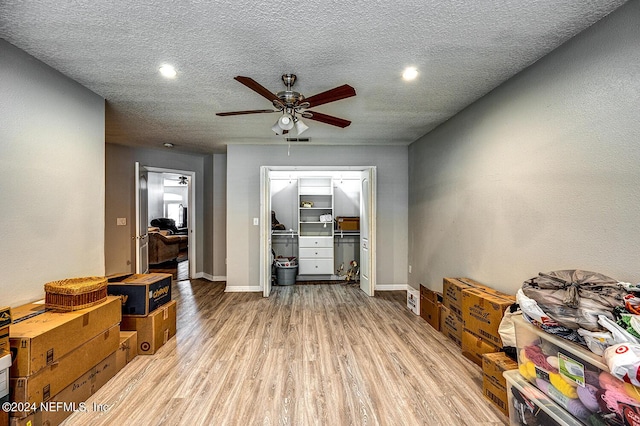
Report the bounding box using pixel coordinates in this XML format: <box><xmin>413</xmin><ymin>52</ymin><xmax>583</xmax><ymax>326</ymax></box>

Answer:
<box><xmin>62</xmin><ymin>279</ymin><xmax>508</xmax><ymax>426</ymax></box>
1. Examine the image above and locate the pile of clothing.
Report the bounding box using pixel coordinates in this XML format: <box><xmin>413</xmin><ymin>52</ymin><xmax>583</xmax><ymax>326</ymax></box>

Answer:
<box><xmin>515</xmin><ymin>270</ymin><xmax>640</xmax><ymax>424</ymax></box>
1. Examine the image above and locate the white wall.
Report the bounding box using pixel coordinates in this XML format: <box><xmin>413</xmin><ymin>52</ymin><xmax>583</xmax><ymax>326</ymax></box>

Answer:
<box><xmin>0</xmin><ymin>40</ymin><xmax>105</xmax><ymax>306</ymax></box>
<box><xmin>408</xmin><ymin>0</ymin><xmax>640</xmax><ymax>295</ymax></box>
<box><xmin>226</xmin><ymin>144</ymin><xmax>408</xmax><ymax>291</ymax></box>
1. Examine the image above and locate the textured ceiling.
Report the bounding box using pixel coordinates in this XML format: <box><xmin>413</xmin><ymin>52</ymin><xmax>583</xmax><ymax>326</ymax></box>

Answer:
<box><xmin>0</xmin><ymin>0</ymin><xmax>628</xmax><ymax>154</ymax></box>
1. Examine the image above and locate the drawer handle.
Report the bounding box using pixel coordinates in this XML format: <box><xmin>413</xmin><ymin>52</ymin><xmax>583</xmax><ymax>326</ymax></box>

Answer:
<box><xmin>315</xmin><ymin>252</ymin><xmax>318</xmax><ymax>255</ymax></box>
<box><xmin>315</xmin><ymin>265</ymin><xmax>318</xmax><ymax>268</ymax></box>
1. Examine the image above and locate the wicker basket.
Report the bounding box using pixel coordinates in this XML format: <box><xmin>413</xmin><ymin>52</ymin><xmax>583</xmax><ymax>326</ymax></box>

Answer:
<box><xmin>44</xmin><ymin>276</ymin><xmax>108</xmax><ymax>311</ymax></box>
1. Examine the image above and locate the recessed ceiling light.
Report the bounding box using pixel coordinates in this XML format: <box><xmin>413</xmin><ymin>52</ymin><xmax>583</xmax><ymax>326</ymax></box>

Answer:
<box><xmin>402</xmin><ymin>67</ymin><xmax>418</xmax><ymax>81</ymax></box>
<box><xmin>159</xmin><ymin>64</ymin><xmax>177</xmax><ymax>79</ymax></box>
<box><xmin>163</xmin><ymin>143</ymin><xmax>174</xmax><ymax>148</ymax></box>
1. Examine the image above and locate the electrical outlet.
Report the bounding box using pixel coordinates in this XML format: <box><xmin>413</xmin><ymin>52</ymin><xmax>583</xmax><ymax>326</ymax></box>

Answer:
<box><xmin>253</xmin><ymin>217</ymin><xmax>259</xmax><ymax>226</ymax></box>
<box><xmin>409</xmin><ymin>265</ymin><xmax>412</xmax><ymax>273</ymax></box>
<box><xmin>117</xmin><ymin>218</ymin><xmax>127</xmax><ymax>226</ymax></box>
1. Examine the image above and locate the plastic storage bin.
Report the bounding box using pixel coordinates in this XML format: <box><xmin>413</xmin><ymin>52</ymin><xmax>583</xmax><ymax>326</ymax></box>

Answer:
<box><xmin>504</xmin><ymin>370</ymin><xmax>582</xmax><ymax>426</ymax></box>
<box><xmin>276</xmin><ymin>265</ymin><xmax>298</xmax><ymax>286</ymax></box>
<box><xmin>513</xmin><ymin>315</ymin><xmax>640</xmax><ymax>425</ymax></box>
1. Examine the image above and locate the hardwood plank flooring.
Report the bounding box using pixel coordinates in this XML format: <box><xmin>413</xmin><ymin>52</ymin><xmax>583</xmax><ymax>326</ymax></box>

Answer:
<box><xmin>61</xmin><ymin>280</ymin><xmax>508</xmax><ymax>426</ymax></box>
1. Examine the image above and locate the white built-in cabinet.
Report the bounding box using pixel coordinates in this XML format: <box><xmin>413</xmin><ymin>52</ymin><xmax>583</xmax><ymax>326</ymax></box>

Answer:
<box><xmin>298</xmin><ymin>177</ymin><xmax>334</xmax><ymax>274</ymax></box>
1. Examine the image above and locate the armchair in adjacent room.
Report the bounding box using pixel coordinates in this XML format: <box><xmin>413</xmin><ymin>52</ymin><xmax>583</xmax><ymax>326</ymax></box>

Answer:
<box><xmin>148</xmin><ymin>228</ymin><xmax>187</xmax><ymax>264</ymax></box>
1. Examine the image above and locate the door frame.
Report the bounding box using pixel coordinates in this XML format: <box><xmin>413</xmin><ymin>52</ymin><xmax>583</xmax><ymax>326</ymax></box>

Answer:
<box><xmin>259</xmin><ymin>166</ymin><xmax>377</xmax><ymax>296</ymax></box>
<box><xmin>136</xmin><ymin>166</ymin><xmax>197</xmax><ymax>278</ymax></box>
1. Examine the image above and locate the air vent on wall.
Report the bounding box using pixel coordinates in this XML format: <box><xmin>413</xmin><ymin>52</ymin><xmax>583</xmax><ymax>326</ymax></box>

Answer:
<box><xmin>285</xmin><ymin>137</ymin><xmax>311</xmax><ymax>143</ymax></box>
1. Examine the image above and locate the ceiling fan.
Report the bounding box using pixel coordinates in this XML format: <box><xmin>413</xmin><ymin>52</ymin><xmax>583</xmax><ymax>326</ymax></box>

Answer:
<box><xmin>216</xmin><ymin>74</ymin><xmax>356</xmax><ymax>135</ymax></box>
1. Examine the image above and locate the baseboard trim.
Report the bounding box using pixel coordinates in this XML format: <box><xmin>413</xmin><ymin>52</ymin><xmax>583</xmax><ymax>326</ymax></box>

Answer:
<box><xmin>224</xmin><ymin>286</ymin><xmax>261</xmax><ymax>293</ymax></box>
<box><xmin>376</xmin><ymin>283</ymin><xmax>409</xmax><ymax>291</ymax></box>
<box><xmin>191</xmin><ymin>273</ymin><xmax>226</xmax><ymax>282</ymax></box>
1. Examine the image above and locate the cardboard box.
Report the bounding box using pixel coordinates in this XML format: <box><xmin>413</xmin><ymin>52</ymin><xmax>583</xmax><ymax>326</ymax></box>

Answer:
<box><xmin>0</xmin><ymin>327</ymin><xmax>8</xmax><ymax>354</ymax></box>
<box><xmin>461</xmin><ymin>330</ymin><xmax>500</xmax><ymax>367</ymax></box>
<box><xmin>121</xmin><ymin>300</ymin><xmax>176</xmax><ymax>355</ymax></box>
<box><xmin>440</xmin><ymin>305</ymin><xmax>463</xmax><ymax>347</ymax></box>
<box><xmin>9</xmin><ymin>297</ymin><xmax>121</xmax><ymax>377</ymax></box>
<box><xmin>406</xmin><ymin>288</ymin><xmax>419</xmax><ymax>315</ymax></box>
<box><xmin>420</xmin><ymin>285</ymin><xmax>442</xmax><ymax>330</ymax></box>
<box><xmin>10</xmin><ymin>351</ymin><xmax>118</xmax><ymax>426</ymax></box>
<box><xmin>108</xmin><ymin>273</ymin><xmax>172</xmax><ymax>317</ymax></box>
<box><xmin>462</xmin><ymin>287</ymin><xmax>515</xmax><ymax>347</ymax></box>
<box><xmin>0</xmin><ymin>307</ymin><xmax>11</xmax><ymax>328</ymax></box>
<box><xmin>10</xmin><ymin>325</ymin><xmax>119</xmax><ymax>416</ymax></box>
<box><xmin>116</xmin><ymin>331</ymin><xmax>138</xmax><ymax>372</ymax></box>
<box><xmin>482</xmin><ymin>352</ymin><xmax>518</xmax><ymax>417</ymax></box>
<box><xmin>442</xmin><ymin>277</ymin><xmax>497</xmax><ymax>317</ymax></box>
<box><xmin>442</xmin><ymin>278</ymin><xmax>475</xmax><ymax>318</ymax></box>
<box><xmin>335</xmin><ymin>217</ymin><xmax>359</xmax><ymax>231</ymax></box>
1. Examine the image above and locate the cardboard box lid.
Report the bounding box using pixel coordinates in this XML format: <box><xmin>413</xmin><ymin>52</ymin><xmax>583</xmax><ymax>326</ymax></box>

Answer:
<box><xmin>420</xmin><ymin>284</ymin><xmax>442</xmax><ymax>303</ymax></box>
<box><xmin>10</xmin><ymin>296</ymin><xmax>121</xmax><ymax>337</ymax></box>
<box><xmin>121</xmin><ymin>273</ymin><xmax>172</xmax><ymax>284</ymax></box>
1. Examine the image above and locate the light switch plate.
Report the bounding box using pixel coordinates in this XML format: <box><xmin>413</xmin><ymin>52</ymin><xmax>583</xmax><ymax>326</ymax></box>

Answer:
<box><xmin>117</xmin><ymin>218</ymin><xmax>127</xmax><ymax>226</ymax></box>
<box><xmin>253</xmin><ymin>218</ymin><xmax>259</xmax><ymax>226</ymax></box>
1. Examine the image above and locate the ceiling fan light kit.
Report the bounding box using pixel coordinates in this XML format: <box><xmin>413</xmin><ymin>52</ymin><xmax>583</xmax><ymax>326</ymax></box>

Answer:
<box><xmin>217</xmin><ymin>74</ymin><xmax>356</xmax><ymax>135</ymax></box>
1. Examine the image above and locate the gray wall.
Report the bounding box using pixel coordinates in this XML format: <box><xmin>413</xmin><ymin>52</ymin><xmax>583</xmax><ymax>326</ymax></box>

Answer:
<box><xmin>104</xmin><ymin>143</ymin><xmax>216</xmax><ymax>278</ymax></box>
<box><xmin>226</xmin><ymin>144</ymin><xmax>408</xmax><ymax>290</ymax></box>
<box><xmin>408</xmin><ymin>0</ymin><xmax>640</xmax><ymax>294</ymax></box>
<box><xmin>0</xmin><ymin>40</ymin><xmax>106</xmax><ymax>307</ymax></box>
<box><xmin>212</xmin><ymin>154</ymin><xmax>227</xmax><ymax>278</ymax></box>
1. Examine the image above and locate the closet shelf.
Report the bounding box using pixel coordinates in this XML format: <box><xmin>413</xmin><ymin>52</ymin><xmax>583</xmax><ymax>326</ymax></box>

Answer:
<box><xmin>272</xmin><ymin>231</ymin><xmax>298</xmax><ymax>237</ymax></box>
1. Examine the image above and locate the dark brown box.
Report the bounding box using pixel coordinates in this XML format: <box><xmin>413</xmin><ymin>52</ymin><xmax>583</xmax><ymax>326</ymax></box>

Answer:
<box><xmin>419</xmin><ymin>285</ymin><xmax>442</xmax><ymax>330</ymax></box>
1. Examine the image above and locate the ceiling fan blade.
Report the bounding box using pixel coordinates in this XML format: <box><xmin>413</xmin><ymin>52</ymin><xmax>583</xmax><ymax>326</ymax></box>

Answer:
<box><xmin>304</xmin><ymin>111</ymin><xmax>351</xmax><ymax>128</ymax></box>
<box><xmin>234</xmin><ymin>76</ymin><xmax>283</xmax><ymax>107</ymax></box>
<box><xmin>303</xmin><ymin>84</ymin><xmax>356</xmax><ymax>108</ymax></box>
<box><xmin>216</xmin><ymin>109</ymin><xmax>278</xmax><ymax>116</ymax></box>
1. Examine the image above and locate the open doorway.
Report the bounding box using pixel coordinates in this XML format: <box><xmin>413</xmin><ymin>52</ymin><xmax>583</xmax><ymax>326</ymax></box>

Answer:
<box><xmin>260</xmin><ymin>166</ymin><xmax>376</xmax><ymax>297</ymax></box>
<box><xmin>135</xmin><ymin>164</ymin><xmax>197</xmax><ymax>279</ymax></box>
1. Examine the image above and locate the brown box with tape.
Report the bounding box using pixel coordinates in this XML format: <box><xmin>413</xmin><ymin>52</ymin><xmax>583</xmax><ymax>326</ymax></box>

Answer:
<box><xmin>121</xmin><ymin>300</ymin><xmax>176</xmax><ymax>355</ymax></box>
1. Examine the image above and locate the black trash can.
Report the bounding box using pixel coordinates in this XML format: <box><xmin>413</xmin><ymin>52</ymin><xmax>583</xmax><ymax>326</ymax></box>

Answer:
<box><xmin>276</xmin><ymin>265</ymin><xmax>297</xmax><ymax>285</ymax></box>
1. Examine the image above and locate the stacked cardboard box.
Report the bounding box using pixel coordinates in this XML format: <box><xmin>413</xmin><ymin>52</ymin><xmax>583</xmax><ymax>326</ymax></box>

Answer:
<box><xmin>116</xmin><ymin>331</ymin><xmax>138</xmax><ymax>371</ymax></box>
<box><xmin>441</xmin><ymin>278</ymin><xmax>483</xmax><ymax>347</ymax></box>
<box><xmin>419</xmin><ymin>285</ymin><xmax>442</xmax><ymax>330</ymax></box>
<box><xmin>8</xmin><ymin>297</ymin><xmax>121</xmax><ymax>424</ymax></box>
<box><xmin>440</xmin><ymin>278</ymin><xmax>515</xmax><ymax>366</ymax></box>
<box><xmin>461</xmin><ymin>286</ymin><xmax>515</xmax><ymax>366</ymax></box>
<box><xmin>108</xmin><ymin>273</ymin><xmax>176</xmax><ymax>355</ymax></box>
<box><xmin>481</xmin><ymin>352</ymin><xmax>518</xmax><ymax>417</ymax></box>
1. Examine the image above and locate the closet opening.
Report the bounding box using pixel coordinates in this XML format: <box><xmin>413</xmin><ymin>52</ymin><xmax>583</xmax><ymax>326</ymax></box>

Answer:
<box><xmin>259</xmin><ymin>166</ymin><xmax>376</xmax><ymax>297</ymax></box>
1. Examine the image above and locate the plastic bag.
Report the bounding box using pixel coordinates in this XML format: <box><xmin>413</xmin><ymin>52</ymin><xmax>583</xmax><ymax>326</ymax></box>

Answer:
<box><xmin>576</xmin><ymin>328</ymin><xmax>614</xmax><ymax>356</ymax></box>
<box><xmin>598</xmin><ymin>315</ymin><xmax>640</xmax><ymax>345</ymax></box>
<box><xmin>498</xmin><ymin>304</ymin><xmax>521</xmax><ymax>348</ymax></box>
<box><xmin>521</xmin><ymin>270</ymin><xmax>626</xmax><ymax>331</ymax></box>
<box><xmin>604</xmin><ymin>343</ymin><xmax>640</xmax><ymax>386</ymax></box>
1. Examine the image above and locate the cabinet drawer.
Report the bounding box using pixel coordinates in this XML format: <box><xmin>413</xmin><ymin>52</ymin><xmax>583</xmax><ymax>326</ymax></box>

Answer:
<box><xmin>299</xmin><ymin>237</ymin><xmax>333</xmax><ymax>248</ymax></box>
<box><xmin>299</xmin><ymin>259</ymin><xmax>334</xmax><ymax>275</ymax></box>
<box><xmin>299</xmin><ymin>247</ymin><xmax>333</xmax><ymax>259</ymax></box>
